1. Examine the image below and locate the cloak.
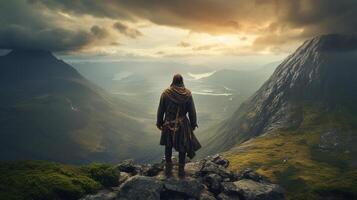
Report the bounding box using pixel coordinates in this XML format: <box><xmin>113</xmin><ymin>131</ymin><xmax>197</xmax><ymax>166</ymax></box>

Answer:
<box><xmin>157</xmin><ymin>85</ymin><xmax>201</xmax><ymax>158</ymax></box>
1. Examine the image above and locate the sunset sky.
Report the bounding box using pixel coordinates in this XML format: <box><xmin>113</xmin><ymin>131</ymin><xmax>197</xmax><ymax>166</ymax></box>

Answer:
<box><xmin>1</xmin><ymin>0</ymin><xmax>356</xmax><ymax>64</ymax></box>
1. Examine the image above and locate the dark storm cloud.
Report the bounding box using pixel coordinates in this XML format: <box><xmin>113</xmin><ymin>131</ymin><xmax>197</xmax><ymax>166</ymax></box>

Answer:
<box><xmin>0</xmin><ymin>26</ymin><xmax>93</xmax><ymax>51</ymax></box>
<box><xmin>31</xmin><ymin>0</ymin><xmax>357</xmax><ymax>32</ymax></box>
<box><xmin>90</xmin><ymin>25</ymin><xmax>109</xmax><ymax>39</ymax></box>
<box><xmin>2</xmin><ymin>0</ymin><xmax>357</xmax><ymax>52</ymax></box>
<box><xmin>0</xmin><ymin>1</ymin><xmax>108</xmax><ymax>52</ymax></box>
<box><xmin>30</xmin><ymin>0</ymin><xmax>357</xmax><ymax>50</ymax></box>
<box><xmin>113</xmin><ymin>22</ymin><xmax>143</xmax><ymax>39</ymax></box>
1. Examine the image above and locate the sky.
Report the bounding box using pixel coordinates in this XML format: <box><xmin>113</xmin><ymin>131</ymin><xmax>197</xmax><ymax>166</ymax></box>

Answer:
<box><xmin>1</xmin><ymin>0</ymin><xmax>357</xmax><ymax>66</ymax></box>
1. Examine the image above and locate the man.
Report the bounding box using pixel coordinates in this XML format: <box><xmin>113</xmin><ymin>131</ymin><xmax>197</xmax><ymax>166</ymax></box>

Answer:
<box><xmin>156</xmin><ymin>74</ymin><xmax>201</xmax><ymax>178</ymax></box>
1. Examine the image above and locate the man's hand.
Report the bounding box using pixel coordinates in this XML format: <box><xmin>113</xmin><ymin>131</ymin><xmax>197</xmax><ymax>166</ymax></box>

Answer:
<box><xmin>156</xmin><ymin>125</ymin><xmax>162</xmax><ymax>131</ymax></box>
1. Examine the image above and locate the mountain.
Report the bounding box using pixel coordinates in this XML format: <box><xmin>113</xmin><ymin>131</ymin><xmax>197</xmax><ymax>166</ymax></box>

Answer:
<box><xmin>204</xmin><ymin>34</ymin><xmax>357</xmax><ymax>153</ymax></box>
<box><xmin>0</xmin><ymin>50</ymin><xmax>160</xmax><ymax>164</ymax></box>
<box><xmin>203</xmin><ymin>34</ymin><xmax>357</xmax><ymax>199</ymax></box>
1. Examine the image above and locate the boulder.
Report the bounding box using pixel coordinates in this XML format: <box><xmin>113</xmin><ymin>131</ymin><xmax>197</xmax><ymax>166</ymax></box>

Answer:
<box><xmin>118</xmin><ymin>172</ymin><xmax>131</xmax><ymax>185</ymax></box>
<box><xmin>221</xmin><ymin>182</ymin><xmax>239</xmax><ymax>194</ymax></box>
<box><xmin>186</xmin><ymin>161</ymin><xmax>204</xmax><ymax>177</ymax></box>
<box><xmin>163</xmin><ymin>178</ymin><xmax>204</xmax><ymax>199</ymax></box>
<box><xmin>222</xmin><ymin>179</ymin><xmax>284</xmax><ymax>200</ymax></box>
<box><xmin>117</xmin><ymin>176</ymin><xmax>163</xmax><ymax>200</ymax></box>
<box><xmin>199</xmin><ymin>161</ymin><xmax>235</xmax><ymax>180</ymax></box>
<box><xmin>199</xmin><ymin>190</ymin><xmax>216</xmax><ymax>200</ymax></box>
<box><xmin>203</xmin><ymin>173</ymin><xmax>223</xmax><ymax>194</ymax></box>
<box><xmin>236</xmin><ymin>168</ymin><xmax>267</xmax><ymax>183</ymax></box>
<box><xmin>142</xmin><ymin>163</ymin><xmax>164</xmax><ymax>177</ymax></box>
<box><xmin>116</xmin><ymin>159</ymin><xmax>141</xmax><ymax>175</ymax></box>
<box><xmin>217</xmin><ymin>192</ymin><xmax>241</xmax><ymax>200</ymax></box>
<box><xmin>211</xmin><ymin>154</ymin><xmax>230</xmax><ymax>168</ymax></box>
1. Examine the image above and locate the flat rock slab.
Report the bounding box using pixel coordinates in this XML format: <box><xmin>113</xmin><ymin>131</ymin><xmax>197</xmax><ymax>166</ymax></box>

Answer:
<box><xmin>163</xmin><ymin>178</ymin><xmax>204</xmax><ymax>198</ymax></box>
<box><xmin>117</xmin><ymin>176</ymin><xmax>163</xmax><ymax>200</ymax></box>
<box><xmin>223</xmin><ymin>179</ymin><xmax>284</xmax><ymax>200</ymax></box>
<box><xmin>200</xmin><ymin>161</ymin><xmax>234</xmax><ymax>180</ymax></box>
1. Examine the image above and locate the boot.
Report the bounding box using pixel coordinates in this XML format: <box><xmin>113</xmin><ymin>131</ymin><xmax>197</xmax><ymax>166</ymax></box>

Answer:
<box><xmin>178</xmin><ymin>163</ymin><xmax>185</xmax><ymax>178</ymax></box>
<box><xmin>165</xmin><ymin>162</ymin><xmax>173</xmax><ymax>177</ymax></box>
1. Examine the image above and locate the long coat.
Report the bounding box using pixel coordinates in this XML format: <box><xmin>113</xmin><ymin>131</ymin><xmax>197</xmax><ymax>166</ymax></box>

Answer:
<box><xmin>156</xmin><ymin>85</ymin><xmax>201</xmax><ymax>159</ymax></box>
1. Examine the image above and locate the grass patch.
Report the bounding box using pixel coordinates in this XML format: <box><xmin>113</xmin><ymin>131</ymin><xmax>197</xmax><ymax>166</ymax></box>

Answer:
<box><xmin>0</xmin><ymin>160</ymin><xmax>119</xmax><ymax>200</ymax></box>
<box><xmin>224</xmin><ymin>105</ymin><xmax>357</xmax><ymax>199</ymax></box>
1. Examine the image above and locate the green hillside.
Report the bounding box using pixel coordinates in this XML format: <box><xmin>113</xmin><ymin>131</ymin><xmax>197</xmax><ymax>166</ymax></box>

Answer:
<box><xmin>225</xmin><ymin>105</ymin><xmax>357</xmax><ymax>199</ymax></box>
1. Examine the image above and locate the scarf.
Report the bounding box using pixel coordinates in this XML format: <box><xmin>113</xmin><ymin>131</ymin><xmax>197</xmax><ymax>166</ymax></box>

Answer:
<box><xmin>163</xmin><ymin>85</ymin><xmax>191</xmax><ymax>104</ymax></box>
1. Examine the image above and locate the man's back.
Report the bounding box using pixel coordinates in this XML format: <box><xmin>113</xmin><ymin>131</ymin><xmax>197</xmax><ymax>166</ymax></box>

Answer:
<box><xmin>156</xmin><ymin>74</ymin><xmax>201</xmax><ymax>178</ymax></box>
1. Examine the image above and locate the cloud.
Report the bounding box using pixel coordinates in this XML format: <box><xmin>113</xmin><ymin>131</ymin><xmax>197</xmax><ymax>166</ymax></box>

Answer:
<box><xmin>192</xmin><ymin>44</ymin><xmax>219</xmax><ymax>51</ymax></box>
<box><xmin>113</xmin><ymin>22</ymin><xmax>143</xmax><ymax>39</ymax></box>
<box><xmin>0</xmin><ymin>25</ymin><xmax>94</xmax><ymax>51</ymax></box>
<box><xmin>2</xmin><ymin>0</ymin><xmax>357</xmax><ymax>53</ymax></box>
<box><xmin>90</xmin><ymin>25</ymin><xmax>109</xmax><ymax>39</ymax></box>
<box><xmin>0</xmin><ymin>1</ymin><xmax>111</xmax><ymax>52</ymax></box>
<box><xmin>178</xmin><ymin>42</ymin><xmax>190</xmax><ymax>47</ymax></box>
<box><xmin>110</xmin><ymin>42</ymin><xmax>121</xmax><ymax>46</ymax></box>
<box><xmin>30</xmin><ymin>0</ymin><xmax>357</xmax><ymax>51</ymax></box>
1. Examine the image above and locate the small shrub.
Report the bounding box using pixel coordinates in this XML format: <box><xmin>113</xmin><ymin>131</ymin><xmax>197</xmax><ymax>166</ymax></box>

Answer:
<box><xmin>0</xmin><ymin>161</ymin><xmax>104</xmax><ymax>200</ymax></box>
<box><xmin>83</xmin><ymin>163</ymin><xmax>119</xmax><ymax>187</ymax></box>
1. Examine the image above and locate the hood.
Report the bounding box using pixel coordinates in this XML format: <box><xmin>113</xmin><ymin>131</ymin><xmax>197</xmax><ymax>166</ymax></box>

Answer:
<box><xmin>164</xmin><ymin>86</ymin><xmax>191</xmax><ymax>104</ymax></box>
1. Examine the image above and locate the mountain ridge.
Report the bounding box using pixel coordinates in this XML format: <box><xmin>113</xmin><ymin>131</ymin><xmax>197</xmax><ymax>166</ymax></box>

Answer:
<box><xmin>203</xmin><ymin>34</ymin><xmax>357</xmax><ymax>155</ymax></box>
<box><xmin>0</xmin><ymin>49</ymin><xmax>160</xmax><ymax>163</ymax></box>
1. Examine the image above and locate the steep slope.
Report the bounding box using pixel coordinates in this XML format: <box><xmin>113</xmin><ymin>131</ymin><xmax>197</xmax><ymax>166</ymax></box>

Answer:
<box><xmin>0</xmin><ymin>50</ymin><xmax>160</xmax><ymax>164</ymax></box>
<box><xmin>192</xmin><ymin>64</ymin><xmax>278</xmax><ymax>143</ymax></box>
<box><xmin>202</xmin><ymin>34</ymin><xmax>357</xmax><ymax>199</ymax></box>
<box><xmin>204</xmin><ymin>34</ymin><xmax>357</xmax><ymax>154</ymax></box>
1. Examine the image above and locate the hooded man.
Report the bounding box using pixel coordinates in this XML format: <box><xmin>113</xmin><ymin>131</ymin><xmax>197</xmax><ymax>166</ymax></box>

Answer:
<box><xmin>156</xmin><ymin>74</ymin><xmax>201</xmax><ymax>177</ymax></box>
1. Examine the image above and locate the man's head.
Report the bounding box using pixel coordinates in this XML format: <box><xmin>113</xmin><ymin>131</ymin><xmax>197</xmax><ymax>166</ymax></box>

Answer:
<box><xmin>171</xmin><ymin>74</ymin><xmax>184</xmax><ymax>87</ymax></box>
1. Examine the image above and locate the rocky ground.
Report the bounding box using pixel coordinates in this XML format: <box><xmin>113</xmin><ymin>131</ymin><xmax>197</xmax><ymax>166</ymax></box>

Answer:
<box><xmin>80</xmin><ymin>155</ymin><xmax>285</xmax><ymax>200</ymax></box>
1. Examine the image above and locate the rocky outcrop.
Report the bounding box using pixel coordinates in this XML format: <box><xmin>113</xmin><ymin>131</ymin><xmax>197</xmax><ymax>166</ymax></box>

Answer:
<box><xmin>80</xmin><ymin>155</ymin><xmax>285</xmax><ymax>200</ymax></box>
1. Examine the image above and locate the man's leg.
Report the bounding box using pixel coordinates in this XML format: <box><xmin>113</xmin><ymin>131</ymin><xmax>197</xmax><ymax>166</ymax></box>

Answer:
<box><xmin>165</xmin><ymin>145</ymin><xmax>172</xmax><ymax>163</ymax></box>
<box><xmin>178</xmin><ymin>151</ymin><xmax>185</xmax><ymax>164</ymax></box>
<box><xmin>178</xmin><ymin>151</ymin><xmax>186</xmax><ymax>178</ymax></box>
<box><xmin>165</xmin><ymin>145</ymin><xmax>173</xmax><ymax>176</ymax></box>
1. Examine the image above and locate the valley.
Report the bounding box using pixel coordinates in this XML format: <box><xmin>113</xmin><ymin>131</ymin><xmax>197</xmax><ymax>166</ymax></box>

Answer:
<box><xmin>71</xmin><ymin>61</ymin><xmax>278</xmax><ymax>139</ymax></box>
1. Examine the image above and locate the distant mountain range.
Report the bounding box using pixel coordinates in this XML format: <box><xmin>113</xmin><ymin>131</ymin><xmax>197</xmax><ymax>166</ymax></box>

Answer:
<box><xmin>202</xmin><ymin>34</ymin><xmax>357</xmax><ymax>199</ymax></box>
<box><xmin>0</xmin><ymin>50</ymin><xmax>160</xmax><ymax>163</ymax></box>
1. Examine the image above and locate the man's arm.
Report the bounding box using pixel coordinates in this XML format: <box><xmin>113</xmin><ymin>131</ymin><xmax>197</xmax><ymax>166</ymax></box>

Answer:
<box><xmin>188</xmin><ymin>95</ymin><xmax>198</xmax><ymax>130</ymax></box>
<box><xmin>156</xmin><ymin>93</ymin><xmax>165</xmax><ymax>130</ymax></box>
